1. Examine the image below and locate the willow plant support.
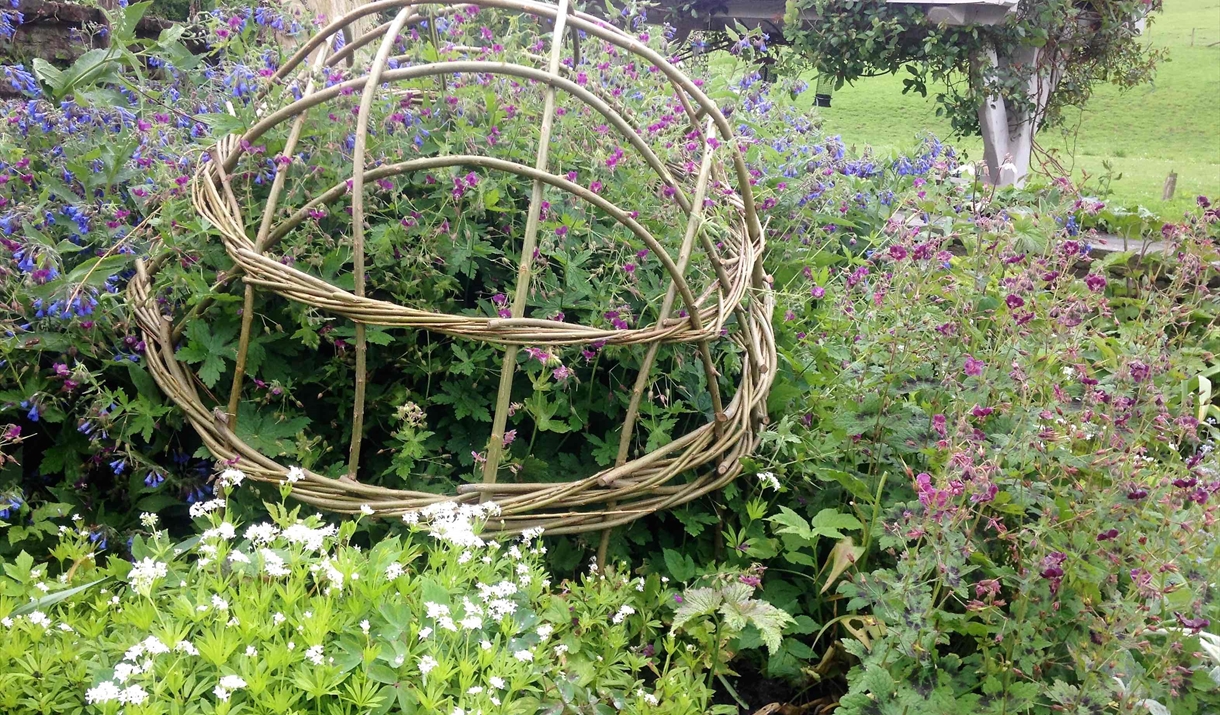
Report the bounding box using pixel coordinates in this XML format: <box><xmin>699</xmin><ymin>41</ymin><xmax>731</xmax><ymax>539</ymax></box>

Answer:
<box><xmin>128</xmin><ymin>0</ymin><xmax>776</xmax><ymax>535</ymax></box>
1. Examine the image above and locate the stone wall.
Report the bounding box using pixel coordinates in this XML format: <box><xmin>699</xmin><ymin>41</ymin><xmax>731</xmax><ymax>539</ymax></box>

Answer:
<box><xmin>0</xmin><ymin>0</ymin><xmax>180</xmax><ymax>97</ymax></box>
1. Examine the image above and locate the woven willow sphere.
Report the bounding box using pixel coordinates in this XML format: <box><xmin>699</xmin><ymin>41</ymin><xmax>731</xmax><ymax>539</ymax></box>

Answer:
<box><xmin>128</xmin><ymin>0</ymin><xmax>775</xmax><ymax>535</ymax></box>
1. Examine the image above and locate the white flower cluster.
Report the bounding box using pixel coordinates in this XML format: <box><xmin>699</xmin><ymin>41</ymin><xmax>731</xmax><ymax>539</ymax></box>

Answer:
<box><xmin>213</xmin><ymin>674</ymin><xmax>247</xmax><ymax>701</ymax></box>
<box><xmin>86</xmin><ymin>681</ymin><xmax>148</xmax><ymax>706</ymax></box>
<box><xmin>260</xmin><ymin>548</ymin><xmax>290</xmax><ymax>577</ymax></box>
<box><xmin>418</xmin><ymin>654</ymin><xmax>438</xmax><ymax>680</ymax></box>
<box><xmin>2</xmin><ymin>611</ymin><xmax>61</xmax><ymax>630</ymax></box>
<box><xmin>611</xmin><ymin>604</ymin><xmax>636</xmax><ymax>625</ymax></box>
<box><xmin>476</xmin><ymin>579</ymin><xmax>519</xmax><ymax>621</ymax></box>
<box><xmin>305</xmin><ymin>644</ymin><xmax>325</xmax><ymax>665</ymax></box>
<box><xmin>216</xmin><ymin>468</ymin><xmax>245</xmax><ymax>489</ymax></box>
<box><xmin>313</xmin><ymin>556</ymin><xmax>345</xmax><ymax>594</ymax></box>
<box><xmin>188</xmin><ymin>499</ymin><xmax>226</xmax><ymax>519</ymax></box>
<box><xmin>757</xmin><ymin>471</ymin><xmax>782</xmax><ymax>491</ymax></box>
<box><xmin>201</xmin><ymin>521</ymin><xmax>236</xmax><ymax>541</ymax></box>
<box><xmin>88</xmin><ymin>635</ymin><xmax>191</xmax><ymax>706</ymax></box>
<box><xmin>281</xmin><ymin>521</ymin><xmax>338</xmax><ymax>552</ymax></box>
<box><xmin>126</xmin><ymin>558</ymin><xmax>167</xmax><ymax>592</ymax></box>
<box><xmin>244</xmin><ymin>522</ymin><xmax>279</xmax><ymax>544</ymax></box>
<box><xmin>404</xmin><ymin>501</ymin><xmax>501</xmax><ymax>548</ymax></box>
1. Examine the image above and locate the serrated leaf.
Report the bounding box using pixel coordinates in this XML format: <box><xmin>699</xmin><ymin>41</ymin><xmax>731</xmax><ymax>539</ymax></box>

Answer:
<box><xmin>809</xmin><ymin>508</ymin><xmax>863</xmax><ymax>538</ymax></box>
<box><xmin>671</xmin><ymin>587</ymin><xmax>722</xmax><ymax>633</ymax></box>
<box><xmin>768</xmin><ymin>506</ymin><xmax>812</xmax><ymax>540</ymax></box>
<box><xmin>233</xmin><ymin>404</ymin><xmax>309</xmax><ymax>457</ymax></box>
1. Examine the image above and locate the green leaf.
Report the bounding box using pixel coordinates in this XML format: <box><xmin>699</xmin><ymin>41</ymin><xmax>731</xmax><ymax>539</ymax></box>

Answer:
<box><xmin>816</xmin><ymin>468</ymin><xmax>874</xmax><ymax>503</ymax></box>
<box><xmin>768</xmin><ymin>506</ymin><xmax>812</xmax><ymax>540</ymax></box>
<box><xmin>176</xmin><ymin>321</ymin><xmax>238</xmax><ymax>388</ymax></box>
<box><xmin>363</xmin><ymin>328</ymin><xmax>395</xmax><ymax>346</ymax></box>
<box><xmin>44</xmin><ymin>49</ymin><xmax>123</xmax><ymax>100</ymax></box>
<box><xmin>199</xmin><ymin>113</ymin><xmax>250</xmax><ymax>136</ymax></box>
<box><xmin>127</xmin><ymin>362</ymin><xmax>161</xmax><ymax>404</ymax></box>
<box><xmin>367</xmin><ymin>662</ymin><xmax>399</xmax><ymax>685</ymax></box>
<box><xmin>30</xmin><ymin>59</ymin><xmax>63</xmax><ymax>91</ymax></box>
<box><xmin>808</xmin><ymin>508</ymin><xmax>863</xmax><ymax>538</ymax></box>
<box><xmin>671</xmin><ymin>587</ymin><xmax>722</xmax><ymax>632</ymax></box>
<box><xmin>12</xmin><ymin>578</ymin><xmax>110</xmax><ymax>616</ymax></box>
<box><xmin>233</xmin><ymin>404</ymin><xmax>309</xmax><ymax>457</ymax></box>
<box><xmin>135</xmin><ymin>494</ymin><xmax>181</xmax><ymax>513</ymax></box>
<box><xmin>662</xmin><ymin>548</ymin><xmax>698</xmax><ymax>582</ymax></box>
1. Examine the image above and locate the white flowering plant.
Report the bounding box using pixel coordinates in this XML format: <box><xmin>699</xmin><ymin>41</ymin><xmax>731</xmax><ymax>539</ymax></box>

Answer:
<box><xmin>0</xmin><ymin>477</ymin><xmax>725</xmax><ymax>714</ymax></box>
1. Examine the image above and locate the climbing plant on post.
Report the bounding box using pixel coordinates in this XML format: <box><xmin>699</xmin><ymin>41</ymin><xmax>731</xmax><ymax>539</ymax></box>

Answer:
<box><xmin>781</xmin><ymin>0</ymin><xmax>1163</xmax><ymax>186</ymax></box>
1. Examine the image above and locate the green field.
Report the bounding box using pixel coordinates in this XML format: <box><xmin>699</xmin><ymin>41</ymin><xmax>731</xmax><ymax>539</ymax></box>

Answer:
<box><xmin>777</xmin><ymin>0</ymin><xmax>1220</xmax><ymax>218</ymax></box>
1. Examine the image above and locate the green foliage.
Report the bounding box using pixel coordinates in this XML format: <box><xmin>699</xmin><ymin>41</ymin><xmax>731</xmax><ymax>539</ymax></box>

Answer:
<box><xmin>1</xmin><ymin>0</ymin><xmax>1218</xmax><ymax>711</ymax></box>
<box><xmin>0</xmin><ymin>485</ymin><xmax>718</xmax><ymax>714</ymax></box>
<box><xmin>781</xmin><ymin>0</ymin><xmax>1165</xmax><ymax>137</ymax></box>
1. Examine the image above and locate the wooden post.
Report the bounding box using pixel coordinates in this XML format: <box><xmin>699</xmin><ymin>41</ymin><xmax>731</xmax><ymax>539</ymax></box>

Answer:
<box><xmin>1163</xmin><ymin>171</ymin><xmax>1178</xmax><ymax>201</ymax></box>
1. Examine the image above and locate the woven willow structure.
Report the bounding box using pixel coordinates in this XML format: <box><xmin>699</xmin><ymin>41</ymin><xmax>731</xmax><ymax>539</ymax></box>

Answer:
<box><xmin>128</xmin><ymin>0</ymin><xmax>775</xmax><ymax>535</ymax></box>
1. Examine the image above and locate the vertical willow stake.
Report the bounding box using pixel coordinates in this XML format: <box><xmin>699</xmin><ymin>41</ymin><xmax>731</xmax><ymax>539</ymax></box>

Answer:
<box><xmin>481</xmin><ymin>0</ymin><xmax>572</xmax><ymax>488</ymax></box>
<box><xmin>597</xmin><ymin>117</ymin><xmax>719</xmax><ymax>568</ymax></box>
<box><xmin>227</xmin><ymin>46</ymin><xmax>331</xmax><ymax>425</ymax></box>
<box><xmin>347</xmin><ymin>7</ymin><xmax>416</xmax><ymax>482</ymax></box>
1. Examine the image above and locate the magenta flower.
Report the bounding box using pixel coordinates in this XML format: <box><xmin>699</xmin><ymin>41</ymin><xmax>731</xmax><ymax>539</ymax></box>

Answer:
<box><xmin>1005</xmin><ymin>294</ymin><xmax>1025</xmax><ymax>310</ymax></box>
<box><xmin>810</xmin><ymin>285</ymin><xmax>825</xmax><ymax>299</ymax></box>
<box><xmin>963</xmin><ymin>356</ymin><xmax>985</xmax><ymax>377</ymax></box>
<box><xmin>524</xmin><ymin>347</ymin><xmax>553</xmax><ymax>364</ymax></box>
<box><xmin>1084</xmin><ymin>274</ymin><xmax>1107</xmax><ymax>292</ymax></box>
<box><xmin>1175</xmin><ymin>613</ymin><xmax>1210</xmax><ymax>633</ymax></box>
<box><xmin>1040</xmin><ymin>552</ymin><xmax>1067</xmax><ymax>591</ymax></box>
<box><xmin>975</xmin><ymin>579</ymin><xmax>1001</xmax><ymax>598</ymax></box>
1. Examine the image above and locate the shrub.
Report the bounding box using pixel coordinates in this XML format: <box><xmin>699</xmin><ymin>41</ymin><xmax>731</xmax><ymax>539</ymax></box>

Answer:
<box><xmin>746</xmin><ymin>157</ymin><xmax>1220</xmax><ymax>709</ymax></box>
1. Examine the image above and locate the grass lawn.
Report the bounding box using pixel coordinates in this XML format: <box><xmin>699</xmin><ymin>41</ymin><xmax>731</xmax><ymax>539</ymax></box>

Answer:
<box><xmin>758</xmin><ymin>0</ymin><xmax>1220</xmax><ymax>218</ymax></box>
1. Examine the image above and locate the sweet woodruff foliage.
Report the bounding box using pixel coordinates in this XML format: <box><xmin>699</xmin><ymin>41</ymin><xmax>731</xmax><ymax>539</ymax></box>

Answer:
<box><xmin>0</xmin><ymin>0</ymin><xmax>1218</xmax><ymax>712</ymax></box>
<box><xmin>0</xmin><ymin>482</ymin><xmax>723</xmax><ymax>714</ymax></box>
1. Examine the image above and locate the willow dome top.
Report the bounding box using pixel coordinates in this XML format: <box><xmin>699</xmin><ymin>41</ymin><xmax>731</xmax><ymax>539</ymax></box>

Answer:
<box><xmin>128</xmin><ymin>0</ymin><xmax>776</xmax><ymax>535</ymax></box>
